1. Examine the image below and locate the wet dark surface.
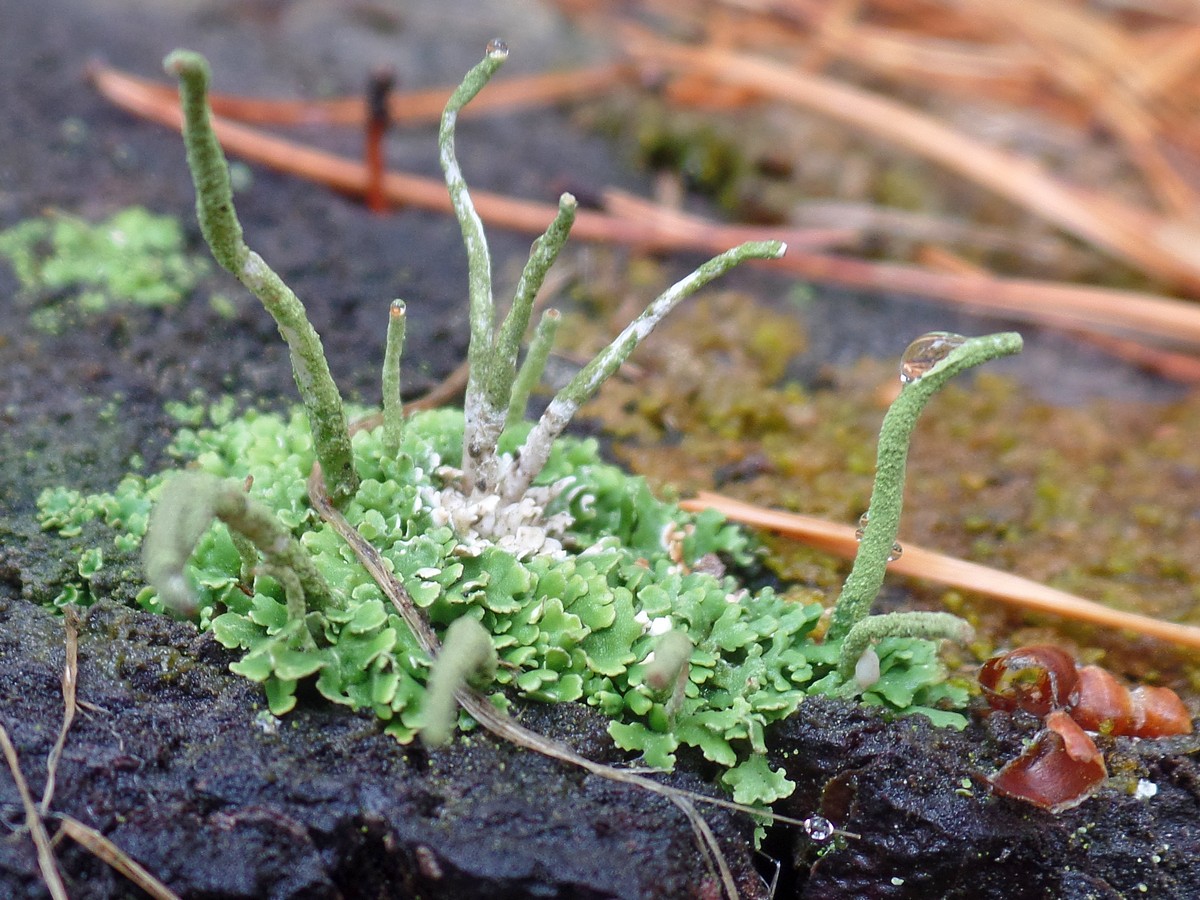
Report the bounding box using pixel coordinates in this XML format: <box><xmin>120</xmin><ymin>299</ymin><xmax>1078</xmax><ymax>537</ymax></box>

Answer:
<box><xmin>0</xmin><ymin>597</ymin><xmax>763</xmax><ymax>899</ymax></box>
<box><xmin>3</xmin><ymin>0</ymin><xmax>1199</xmax><ymax>897</ymax></box>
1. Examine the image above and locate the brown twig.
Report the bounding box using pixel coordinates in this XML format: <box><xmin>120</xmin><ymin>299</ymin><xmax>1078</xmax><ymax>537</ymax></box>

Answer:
<box><xmin>94</xmin><ymin>61</ymin><xmax>634</xmax><ymax>127</ymax></box>
<box><xmin>89</xmin><ymin>61</ymin><xmax>852</xmax><ymax>256</ymax></box>
<box><xmin>680</xmin><ymin>491</ymin><xmax>1200</xmax><ymax>650</ymax></box>
<box><xmin>364</xmin><ymin>67</ymin><xmax>395</xmax><ymax>214</ymax></box>
<box><xmin>92</xmin><ymin>59</ymin><xmax>1200</xmax><ymax>357</ymax></box>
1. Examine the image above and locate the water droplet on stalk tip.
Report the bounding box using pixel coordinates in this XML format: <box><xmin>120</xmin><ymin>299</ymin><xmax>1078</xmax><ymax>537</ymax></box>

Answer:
<box><xmin>486</xmin><ymin>38</ymin><xmax>509</xmax><ymax>58</ymax></box>
<box><xmin>899</xmin><ymin>332</ymin><xmax>967</xmax><ymax>384</ymax></box>
<box><xmin>888</xmin><ymin>542</ymin><xmax>903</xmax><ymax>562</ymax></box>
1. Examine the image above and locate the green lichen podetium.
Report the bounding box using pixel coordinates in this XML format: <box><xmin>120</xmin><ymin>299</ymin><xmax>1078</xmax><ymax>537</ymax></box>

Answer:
<box><xmin>33</xmin><ymin>45</ymin><xmax>1016</xmax><ymax>810</ymax></box>
<box><xmin>0</xmin><ymin>206</ymin><xmax>210</xmax><ymax>333</ymax></box>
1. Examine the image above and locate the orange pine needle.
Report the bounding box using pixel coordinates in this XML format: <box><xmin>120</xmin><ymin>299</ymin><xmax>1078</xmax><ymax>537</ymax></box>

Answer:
<box><xmin>681</xmin><ymin>491</ymin><xmax>1200</xmax><ymax>650</ymax></box>
<box><xmin>87</xmin><ymin>61</ymin><xmax>853</xmax><ymax>256</ymax></box>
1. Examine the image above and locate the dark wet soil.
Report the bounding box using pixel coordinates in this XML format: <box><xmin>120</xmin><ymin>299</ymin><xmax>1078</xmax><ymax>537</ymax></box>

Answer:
<box><xmin>3</xmin><ymin>1</ymin><xmax>1200</xmax><ymax>898</ymax></box>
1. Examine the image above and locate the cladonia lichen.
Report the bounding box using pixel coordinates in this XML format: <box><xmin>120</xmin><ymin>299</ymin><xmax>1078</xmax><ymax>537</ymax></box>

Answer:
<box><xmin>37</xmin><ymin>45</ymin><xmax>1022</xmax><ymax>809</ymax></box>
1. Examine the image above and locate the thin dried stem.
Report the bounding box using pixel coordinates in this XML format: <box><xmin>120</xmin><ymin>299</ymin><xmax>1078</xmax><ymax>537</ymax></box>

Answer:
<box><xmin>0</xmin><ymin>725</ymin><xmax>68</xmax><ymax>900</ymax></box>
<box><xmin>57</xmin><ymin>816</ymin><xmax>182</xmax><ymax>900</ymax></box>
<box><xmin>39</xmin><ymin>607</ymin><xmax>79</xmax><ymax>814</ymax></box>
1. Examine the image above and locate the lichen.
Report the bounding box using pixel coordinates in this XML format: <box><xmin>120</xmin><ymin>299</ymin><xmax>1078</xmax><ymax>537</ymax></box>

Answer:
<box><xmin>31</xmin><ymin>46</ymin><xmax>1026</xmax><ymax>814</ymax></box>
<box><xmin>561</xmin><ymin>297</ymin><xmax>1200</xmax><ymax>694</ymax></box>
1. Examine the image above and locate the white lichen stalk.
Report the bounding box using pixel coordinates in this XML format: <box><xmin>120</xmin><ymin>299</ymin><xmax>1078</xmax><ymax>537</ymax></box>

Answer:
<box><xmin>430</xmin><ymin>42</ymin><xmax>786</xmax><ymax>553</ymax></box>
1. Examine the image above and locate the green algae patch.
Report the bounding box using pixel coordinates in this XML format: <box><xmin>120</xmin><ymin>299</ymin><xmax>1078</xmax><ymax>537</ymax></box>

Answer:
<box><xmin>0</xmin><ymin>206</ymin><xmax>211</xmax><ymax>332</ymax></box>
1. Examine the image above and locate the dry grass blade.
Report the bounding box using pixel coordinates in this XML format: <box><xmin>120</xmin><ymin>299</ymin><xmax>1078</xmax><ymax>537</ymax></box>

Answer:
<box><xmin>88</xmin><ymin>62</ymin><xmax>850</xmax><ymax>256</ymax></box>
<box><xmin>0</xmin><ymin>724</ymin><xmax>69</xmax><ymax>900</ymax></box>
<box><xmin>682</xmin><ymin>491</ymin><xmax>1200</xmax><ymax>650</ymax></box>
<box><xmin>621</xmin><ymin>29</ymin><xmax>1200</xmax><ymax>293</ymax></box>
<box><xmin>56</xmin><ymin>816</ymin><xmax>182</xmax><ymax>900</ymax></box>
<box><xmin>40</xmin><ymin>606</ymin><xmax>79</xmax><ymax>814</ymax></box>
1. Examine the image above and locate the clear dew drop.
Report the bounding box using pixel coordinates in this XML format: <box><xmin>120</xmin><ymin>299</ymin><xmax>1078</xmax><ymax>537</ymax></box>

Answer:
<box><xmin>854</xmin><ymin>511</ymin><xmax>869</xmax><ymax>542</ymax></box>
<box><xmin>887</xmin><ymin>541</ymin><xmax>903</xmax><ymax>562</ymax></box>
<box><xmin>803</xmin><ymin>816</ymin><xmax>836</xmax><ymax>841</ymax></box>
<box><xmin>485</xmin><ymin>38</ymin><xmax>510</xmax><ymax>58</ymax></box>
<box><xmin>899</xmin><ymin>331</ymin><xmax>967</xmax><ymax>384</ymax></box>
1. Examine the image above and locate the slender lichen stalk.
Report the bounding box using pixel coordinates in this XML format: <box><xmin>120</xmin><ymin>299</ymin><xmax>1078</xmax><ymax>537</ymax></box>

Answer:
<box><xmin>826</xmin><ymin>331</ymin><xmax>1023</xmax><ymax>641</ymax></box>
<box><xmin>164</xmin><ymin>50</ymin><xmax>359</xmax><ymax>507</ymax></box>
<box><xmin>500</xmin><ymin>240</ymin><xmax>787</xmax><ymax>502</ymax></box>
<box><xmin>489</xmin><ymin>195</ymin><xmax>575</xmax><ymax>413</ymax></box>
<box><xmin>420</xmin><ymin>616</ymin><xmax>498</xmax><ymax>748</ymax></box>
<box><xmin>836</xmin><ymin>611</ymin><xmax>973</xmax><ymax>684</ymax></box>
<box><xmin>382</xmin><ymin>299</ymin><xmax>407</xmax><ymax>456</ymax></box>
<box><xmin>506</xmin><ymin>308</ymin><xmax>560</xmax><ymax>428</ymax></box>
<box><xmin>143</xmin><ymin>472</ymin><xmax>337</xmax><ymax>621</ymax></box>
<box><xmin>438</xmin><ymin>41</ymin><xmax>509</xmax><ymax>494</ymax></box>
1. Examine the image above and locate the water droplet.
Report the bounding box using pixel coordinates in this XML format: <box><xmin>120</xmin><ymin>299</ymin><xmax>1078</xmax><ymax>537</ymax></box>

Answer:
<box><xmin>854</xmin><ymin>511</ymin><xmax>869</xmax><ymax>542</ymax></box>
<box><xmin>899</xmin><ymin>332</ymin><xmax>967</xmax><ymax>384</ymax></box>
<box><xmin>888</xmin><ymin>541</ymin><xmax>903</xmax><ymax>562</ymax></box>
<box><xmin>485</xmin><ymin>38</ymin><xmax>509</xmax><ymax>58</ymax></box>
<box><xmin>803</xmin><ymin>816</ymin><xmax>836</xmax><ymax>841</ymax></box>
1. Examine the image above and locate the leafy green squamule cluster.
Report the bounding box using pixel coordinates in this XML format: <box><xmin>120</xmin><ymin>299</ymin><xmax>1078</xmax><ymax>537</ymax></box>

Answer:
<box><xmin>39</xmin><ymin>402</ymin><xmax>970</xmax><ymax>805</ymax></box>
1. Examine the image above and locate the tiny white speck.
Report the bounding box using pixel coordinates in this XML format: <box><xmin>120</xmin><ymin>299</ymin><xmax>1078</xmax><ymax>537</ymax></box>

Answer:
<box><xmin>1135</xmin><ymin>779</ymin><xmax>1158</xmax><ymax>800</ymax></box>
<box><xmin>648</xmin><ymin>616</ymin><xmax>672</xmax><ymax>636</ymax></box>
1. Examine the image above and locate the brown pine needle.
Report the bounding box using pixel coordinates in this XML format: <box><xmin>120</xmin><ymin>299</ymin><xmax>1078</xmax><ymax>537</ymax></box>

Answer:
<box><xmin>916</xmin><ymin>247</ymin><xmax>1200</xmax><ymax>381</ymax></box>
<box><xmin>681</xmin><ymin>491</ymin><xmax>1200</xmax><ymax>650</ymax></box>
<box><xmin>0</xmin><ymin>724</ymin><xmax>69</xmax><ymax>900</ymax></box>
<box><xmin>90</xmin><ymin>60</ymin><xmax>1200</xmax><ymax>357</ymax></box>
<box><xmin>621</xmin><ymin>28</ymin><xmax>1200</xmax><ymax>294</ymax></box>
<box><xmin>773</xmin><ymin>245</ymin><xmax>1200</xmax><ymax>349</ymax></box>
<box><xmin>57</xmin><ymin>816</ymin><xmax>182</xmax><ymax>900</ymax></box>
<box><xmin>88</xmin><ymin>61</ymin><xmax>852</xmax><ymax>256</ymax></box>
<box><xmin>90</xmin><ymin>61</ymin><xmax>633</xmax><ymax>127</ymax></box>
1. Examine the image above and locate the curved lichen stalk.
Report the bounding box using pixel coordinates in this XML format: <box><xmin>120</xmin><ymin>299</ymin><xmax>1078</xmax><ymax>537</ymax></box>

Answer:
<box><xmin>165</xmin><ymin>50</ymin><xmax>359</xmax><ymax>507</ymax></box>
<box><xmin>826</xmin><ymin>331</ymin><xmax>1023</xmax><ymax>658</ymax></box>
<box><xmin>498</xmin><ymin>239</ymin><xmax>787</xmax><ymax>502</ymax></box>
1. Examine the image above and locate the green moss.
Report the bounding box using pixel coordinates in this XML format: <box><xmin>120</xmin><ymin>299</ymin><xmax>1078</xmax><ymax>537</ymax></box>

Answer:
<box><xmin>0</xmin><ymin>206</ymin><xmax>210</xmax><ymax>332</ymax></box>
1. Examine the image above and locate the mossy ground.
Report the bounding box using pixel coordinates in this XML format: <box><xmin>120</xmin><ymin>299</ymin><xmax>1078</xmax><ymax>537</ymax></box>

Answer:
<box><xmin>556</xmin><ymin>286</ymin><xmax>1200</xmax><ymax>698</ymax></box>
